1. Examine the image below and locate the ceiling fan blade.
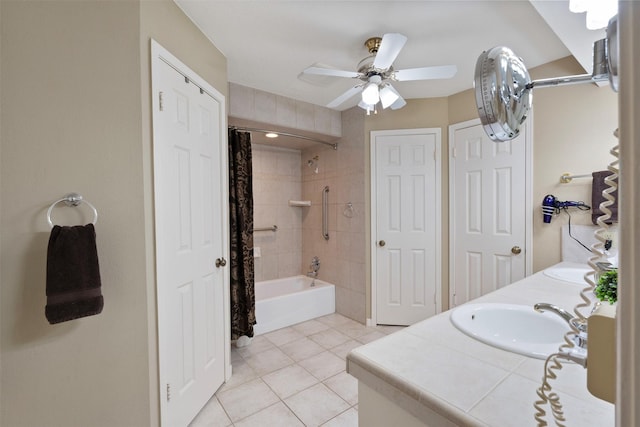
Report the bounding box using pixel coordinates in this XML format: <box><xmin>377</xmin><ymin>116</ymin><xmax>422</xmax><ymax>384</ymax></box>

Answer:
<box><xmin>303</xmin><ymin>66</ymin><xmax>361</xmax><ymax>79</ymax></box>
<box><xmin>393</xmin><ymin>65</ymin><xmax>458</xmax><ymax>81</ymax></box>
<box><xmin>327</xmin><ymin>85</ymin><xmax>364</xmax><ymax>108</ymax></box>
<box><xmin>373</xmin><ymin>33</ymin><xmax>407</xmax><ymax>70</ymax></box>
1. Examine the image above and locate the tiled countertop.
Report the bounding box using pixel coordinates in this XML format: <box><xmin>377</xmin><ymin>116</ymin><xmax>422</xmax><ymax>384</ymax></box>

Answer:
<box><xmin>347</xmin><ymin>263</ymin><xmax>615</xmax><ymax>426</ymax></box>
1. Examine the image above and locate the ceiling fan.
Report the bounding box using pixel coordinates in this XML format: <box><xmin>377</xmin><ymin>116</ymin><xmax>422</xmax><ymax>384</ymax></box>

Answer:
<box><xmin>302</xmin><ymin>33</ymin><xmax>457</xmax><ymax>113</ymax></box>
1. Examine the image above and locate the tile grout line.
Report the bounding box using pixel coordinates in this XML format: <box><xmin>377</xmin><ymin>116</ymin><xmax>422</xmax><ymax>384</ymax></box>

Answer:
<box><xmin>201</xmin><ymin>314</ymin><xmax>400</xmax><ymax>427</ymax></box>
<box><xmin>234</xmin><ymin>323</ymin><xmax>350</xmax><ymax>425</ymax></box>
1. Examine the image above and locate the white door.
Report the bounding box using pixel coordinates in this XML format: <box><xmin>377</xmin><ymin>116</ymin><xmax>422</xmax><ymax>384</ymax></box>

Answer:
<box><xmin>371</xmin><ymin>129</ymin><xmax>442</xmax><ymax>326</ymax></box>
<box><xmin>449</xmin><ymin>119</ymin><xmax>530</xmax><ymax>307</ymax></box>
<box><xmin>152</xmin><ymin>42</ymin><xmax>228</xmax><ymax>427</ymax></box>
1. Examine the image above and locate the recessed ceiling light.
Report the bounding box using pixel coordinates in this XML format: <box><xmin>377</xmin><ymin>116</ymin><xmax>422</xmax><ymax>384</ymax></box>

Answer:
<box><xmin>265</xmin><ymin>132</ymin><xmax>279</xmax><ymax>138</ymax></box>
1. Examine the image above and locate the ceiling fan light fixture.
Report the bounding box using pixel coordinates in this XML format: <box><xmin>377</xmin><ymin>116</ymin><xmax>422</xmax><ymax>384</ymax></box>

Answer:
<box><xmin>569</xmin><ymin>0</ymin><xmax>617</xmax><ymax>29</ymax></box>
<box><xmin>361</xmin><ymin>82</ymin><xmax>380</xmax><ymax>105</ymax></box>
<box><xmin>569</xmin><ymin>0</ymin><xmax>588</xmax><ymax>13</ymax></box>
<box><xmin>303</xmin><ymin>33</ymin><xmax>456</xmax><ymax>112</ymax></box>
<box><xmin>379</xmin><ymin>85</ymin><xmax>400</xmax><ymax>109</ymax></box>
<box><xmin>358</xmin><ymin>100</ymin><xmax>377</xmax><ymax>115</ymax></box>
<box><xmin>390</xmin><ymin>97</ymin><xmax>407</xmax><ymax>110</ymax></box>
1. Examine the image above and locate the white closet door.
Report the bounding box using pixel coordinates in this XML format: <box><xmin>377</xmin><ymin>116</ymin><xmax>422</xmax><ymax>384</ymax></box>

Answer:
<box><xmin>372</xmin><ymin>129</ymin><xmax>442</xmax><ymax>326</ymax></box>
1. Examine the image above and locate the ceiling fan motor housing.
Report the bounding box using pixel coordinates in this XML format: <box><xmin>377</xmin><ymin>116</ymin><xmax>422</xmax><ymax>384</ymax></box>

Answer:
<box><xmin>358</xmin><ymin>37</ymin><xmax>396</xmax><ymax>78</ymax></box>
<box><xmin>365</xmin><ymin>37</ymin><xmax>382</xmax><ymax>54</ymax></box>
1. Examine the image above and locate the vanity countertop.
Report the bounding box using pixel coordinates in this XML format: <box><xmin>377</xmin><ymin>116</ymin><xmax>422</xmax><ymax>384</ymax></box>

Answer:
<box><xmin>347</xmin><ymin>263</ymin><xmax>615</xmax><ymax>426</ymax></box>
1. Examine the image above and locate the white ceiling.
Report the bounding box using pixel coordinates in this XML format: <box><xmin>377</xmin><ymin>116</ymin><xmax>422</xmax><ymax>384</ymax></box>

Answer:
<box><xmin>174</xmin><ymin>0</ymin><xmax>606</xmax><ymax>112</ymax></box>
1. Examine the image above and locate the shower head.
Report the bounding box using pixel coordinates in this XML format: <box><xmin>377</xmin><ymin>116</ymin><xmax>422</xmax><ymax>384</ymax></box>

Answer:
<box><xmin>308</xmin><ymin>155</ymin><xmax>319</xmax><ymax>174</ymax></box>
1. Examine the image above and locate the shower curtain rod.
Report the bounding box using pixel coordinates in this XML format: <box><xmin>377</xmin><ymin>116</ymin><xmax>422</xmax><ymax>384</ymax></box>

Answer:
<box><xmin>229</xmin><ymin>126</ymin><xmax>338</xmax><ymax>150</ymax></box>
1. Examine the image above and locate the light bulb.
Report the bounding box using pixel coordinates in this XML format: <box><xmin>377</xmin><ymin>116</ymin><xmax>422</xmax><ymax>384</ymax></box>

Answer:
<box><xmin>585</xmin><ymin>0</ymin><xmax>617</xmax><ymax>29</ymax></box>
<box><xmin>361</xmin><ymin>82</ymin><xmax>380</xmax><ymax>105</ymax></box>
<box><xmin>569</xmin><ymin>0</ymin><xmax>589</xmax><ymax>13</ymax></box>
<box><xmin>569</xmin><ymin>0</ymin><xmax>617</xmax><ymax>30</ymax></box>
<box><xmin>379</xmin><ymin>85</ymin><xmax>400</xmax><ymax>109</ymax></box>
<box><xmin>358</xmin><ymin>100</ymin><xmax>376</xmax><ymax>115</ymax></box>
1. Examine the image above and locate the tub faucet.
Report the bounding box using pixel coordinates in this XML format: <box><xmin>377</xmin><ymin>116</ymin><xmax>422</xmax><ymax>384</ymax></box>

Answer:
<box><xmin>534</xmin><ymin>303</ymin><xmax>588</xmax><ymax>334</ymax></box>
<box><xmin>307</xmin><ymin>256</ymin><xmax>320</xmax><ymax>286</ymax></box>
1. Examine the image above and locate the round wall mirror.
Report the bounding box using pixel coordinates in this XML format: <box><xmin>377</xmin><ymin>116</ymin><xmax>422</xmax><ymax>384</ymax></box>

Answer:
<box><xmin>474</xmin><ymin>46</ymin><xmax>532</xmax><ymax>142</ymax></box>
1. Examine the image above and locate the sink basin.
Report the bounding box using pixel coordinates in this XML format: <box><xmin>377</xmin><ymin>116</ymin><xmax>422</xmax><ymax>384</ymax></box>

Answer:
<box><xmin>543</xmin><ymin>265</ymin><xmax>592</xmax><ymax>285</ymax></box>
<box><xmin>450</xmin><ymin>303</ymin><xmax>570</xmax><ymax>359</ymax></box>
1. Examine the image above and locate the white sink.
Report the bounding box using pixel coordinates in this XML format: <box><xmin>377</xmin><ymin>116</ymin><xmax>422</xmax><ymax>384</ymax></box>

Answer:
<box><xmin>450</xmin><ymin>303</ymin><xmax>570</xmax><ymax>359</ymax></box>
<box><xmin>543</xmin><ymin>264</ymin><xmax>592</xmax><ymax>285</ymax></box>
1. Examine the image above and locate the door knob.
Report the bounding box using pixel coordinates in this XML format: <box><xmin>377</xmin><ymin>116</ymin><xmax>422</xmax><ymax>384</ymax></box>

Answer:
<box><xmin>379</xmin><ymin>240</ymin><xmax>386</xmax><ymax>247</ymax></box>
<box><xmin>215</xmin><ymin>257</ymin><xmax>227</xmax><ymax>268</ymax></box>
<box><xmin>511</xmin><ymin>246</ymin><xmax>522</xmax><ymax>255</ymax></box>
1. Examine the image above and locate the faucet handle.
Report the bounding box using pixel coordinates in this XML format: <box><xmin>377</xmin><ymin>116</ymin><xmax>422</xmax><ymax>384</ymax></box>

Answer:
<box><xmin>571</xmin><ymin>318</ymin><xmax>588</xmax><ymax>333</ymax></box>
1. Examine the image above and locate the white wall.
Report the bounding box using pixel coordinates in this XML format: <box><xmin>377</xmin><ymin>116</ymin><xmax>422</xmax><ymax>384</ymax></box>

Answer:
<box><xmin>617</xmin><ymin>1</ymin><xmax>639</xmax><ymax>424</ymax></box>
<box><xmin>1</xmin><ymin>4</ymin><xmax>148</xmax><ymax>425</ymax></box>
<box><xmin>529</xmin><ymin>57</ymin><xmax>618</xmax><ymax>271</ymax></box>
<box><xmin>0</xmin><ymin>1</ymin><xmax>227</xmax><ymax>425</ymax></box>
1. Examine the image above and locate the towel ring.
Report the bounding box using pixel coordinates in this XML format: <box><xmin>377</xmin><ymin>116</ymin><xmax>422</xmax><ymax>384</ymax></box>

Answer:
<box><xmin>47</xmin><ymin>193</ymin><xmax>98</xmax><ymax>228</ymax></box>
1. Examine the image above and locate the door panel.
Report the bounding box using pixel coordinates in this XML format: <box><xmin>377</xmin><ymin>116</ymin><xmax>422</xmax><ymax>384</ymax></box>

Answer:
<box><xmin>153</xmin><ymin>48</ymin><xmax>226</xmax><ymax>427</ymax></box>
<box><xmin>372</xmin><ymin>129</ymin><xmax>441</xmax><ymax>326</ymax></box>
<box><xmin>450</xmin><ymin>122</ymin><xmax>527</xmax><ymax>307</ymax></box>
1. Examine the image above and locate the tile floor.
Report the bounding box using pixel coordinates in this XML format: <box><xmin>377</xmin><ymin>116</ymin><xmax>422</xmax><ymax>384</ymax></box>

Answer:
<box><xmin>189</xmin><ymin>313</ymin><xmax>404</xmax><ymax>427</ymax></box>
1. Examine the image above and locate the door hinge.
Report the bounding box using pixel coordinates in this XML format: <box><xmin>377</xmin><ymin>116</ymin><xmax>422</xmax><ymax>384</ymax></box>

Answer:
<box><xmin>452</xmin><ymin>145</ymin><xmax>457</xmax><ymax>158</ymax></box>
<box><xmin>159</xmin><ymin>91</ymin><xmax>164</xmax><ymax>111</ymax></box>
<box><xmin>166</xmin><ymin>383</ymin><xmax>171</xmax><ymax>402</ymax></box>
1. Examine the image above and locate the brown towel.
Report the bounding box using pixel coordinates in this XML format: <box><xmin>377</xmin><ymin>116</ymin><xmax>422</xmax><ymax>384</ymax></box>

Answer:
<box><xmin>592</xmin><ymin>170</ymin><xmax>618</xmax><ymax>225</ymax></box>
<box><xmin>46</xmin><ymin>224</ymin><xmax>103</xmax><ymax>324</ymax></box>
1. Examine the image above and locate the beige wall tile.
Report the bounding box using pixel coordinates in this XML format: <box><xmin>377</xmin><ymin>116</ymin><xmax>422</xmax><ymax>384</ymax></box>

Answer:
<box><xmin>295</xmin><ymin>101</ymin><xmax>315</xmax><ymax>132</ymax></box>
<box><xmin>254</xmin><ymin>90</ymin><xmax>277</xmax><ymax>124</ymax></box>
<box><xmin>276</xmin><ymin>96</ymin><xmax>297</xmax><ymax>128</ymax></box>
<box><xmin>252</xmin><ymin>145</ymin><xmax>303</xmax><ymax>281</ymax></box>
<box><xmin>335</xmin><ymin>287</ymin><xmax>366</xmax><ymax>323</ymax></box>
<box><xmin>229</xmin><ymin>82</ymin><xmax>255</xmax><ymax>119</ymax></box>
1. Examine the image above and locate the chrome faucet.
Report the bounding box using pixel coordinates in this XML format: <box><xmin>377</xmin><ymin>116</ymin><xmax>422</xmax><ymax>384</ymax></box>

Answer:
<box><xmin>534</xmin><ymin>303</ymin><xmax>588</xmax><ymax>334</ymax></box>
<box><xmin>307</xmin><ymin>256</ymin><xmax>320</xmax><ymax>286</ymax></box>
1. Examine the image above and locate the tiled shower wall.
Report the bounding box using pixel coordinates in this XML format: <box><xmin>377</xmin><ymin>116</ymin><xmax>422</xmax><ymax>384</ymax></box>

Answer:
<box><xmin>232</xmin><ymin>83</ymin><xmax>366</xmax><ymax>323</ymax></box>
<box><xmin>252</xmin><ymin>145</ymin><xmax>303</xmax><ymax>282</ymax></box>
<box><xmin>302</xmin><ymin>107</ymin><xmax>366</xmax><ymax>323</ymax></box>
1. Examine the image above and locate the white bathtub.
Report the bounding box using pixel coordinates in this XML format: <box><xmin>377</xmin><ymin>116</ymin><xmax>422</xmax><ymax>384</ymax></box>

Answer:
<box><xmin>253</xmin><ymin>275</ymin><xmax>336</xmax><ymax>335</ymax></box>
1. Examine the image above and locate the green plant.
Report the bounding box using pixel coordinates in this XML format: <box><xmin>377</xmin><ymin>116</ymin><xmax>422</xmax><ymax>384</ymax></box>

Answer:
<box><xmin>595</xmin><ymin>269</ymin><xmax>618</xmax><ymax>304</ymax></box>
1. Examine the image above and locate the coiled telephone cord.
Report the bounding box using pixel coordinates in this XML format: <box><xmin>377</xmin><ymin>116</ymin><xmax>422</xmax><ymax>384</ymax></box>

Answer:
<box><xmin>534</xmin><ymin>133</ymin><xmax>618</xmax><ymax>426</ymax></box>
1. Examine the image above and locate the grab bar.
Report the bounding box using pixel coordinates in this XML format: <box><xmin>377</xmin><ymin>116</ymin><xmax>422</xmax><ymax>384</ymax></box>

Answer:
<box><xmin>322</xmin><ymin>186</ymin><xmax>329</xmax><ymax>240</ymax></box>
<box><xmin>560</xmin><ymin>172</ymin><xmax>592</xmax><ymax>184</ymax></box>
<box><xmin>253</xmin><ymin>225</ymin><xmax>278</xmax><ymax>232</ymax></box>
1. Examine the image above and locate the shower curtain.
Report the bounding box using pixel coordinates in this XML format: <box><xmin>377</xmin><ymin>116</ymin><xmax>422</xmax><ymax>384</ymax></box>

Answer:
<box><xmin>228</xmin><ymin>129</ymin><xmax>256</xmax><ymax>340</ymax></box>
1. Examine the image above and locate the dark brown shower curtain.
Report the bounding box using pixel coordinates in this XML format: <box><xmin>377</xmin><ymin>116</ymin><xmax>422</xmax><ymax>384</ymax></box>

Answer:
<box><xmin>228</xmin><ymin>129</ymin><xmax>256</xmax><ymax>340</ymax></box>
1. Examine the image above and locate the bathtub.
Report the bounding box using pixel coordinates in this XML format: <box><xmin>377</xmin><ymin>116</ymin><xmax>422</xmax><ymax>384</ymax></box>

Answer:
<box><xmin>253</xmin><ymin>276</ymin><xmax>336</xmax><ymax>335</ymax></box>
